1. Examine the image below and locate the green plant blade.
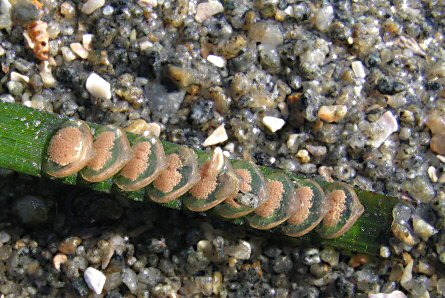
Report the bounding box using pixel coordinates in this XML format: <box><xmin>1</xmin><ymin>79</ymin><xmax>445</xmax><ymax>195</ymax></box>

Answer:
<box><xmin>0</xmin><ymin>102</ymin><xmax>400</xmax><ymax>254</ymax></box>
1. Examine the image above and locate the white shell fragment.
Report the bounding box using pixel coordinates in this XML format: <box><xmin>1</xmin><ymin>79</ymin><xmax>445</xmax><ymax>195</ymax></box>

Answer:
<box><xmin>262</xmin><ymin>116</ymin><xmax>286</xmax><ymax>133</ymax></box>
<box><xmin>86</xmin><ymin>72</ymin><xmax>112</xmax><ymax>99</ymax></box>
<box><xmin>81</xmin><ymin>0</ymin><xmax>105</xmax><ymax>15</ymax></box>
<box><xmin>370</xmin><ymin>111</ymin><xmax>399</xmax><ymax>148</ymax></box>
<box><xmin>84</xmin><ymin>267</ymin><xmax>106</xmax><ymax>295</ymax></box>
<box><xmin>351</xmin><ymin>61</ymin><xmax>366</xmax><ymax>78</ymax></box>
<box><xmin>203</xmin><ymin>124</ymin><xmax>228</xmax><ymax>147</ymax></box>
<box><xmin>70</xmin><ymin>42</ymin><xmax>89</xmax><ymax>59</ymax></box>
<box><xmin>207</xmin><ymin>55</ymin><xmax>226</xmax><ymax>68</ymax></box>
<box><xmin>195</xmin><ymin>0</ymin><xmax>224</xmax><ymax>23</ymax></box>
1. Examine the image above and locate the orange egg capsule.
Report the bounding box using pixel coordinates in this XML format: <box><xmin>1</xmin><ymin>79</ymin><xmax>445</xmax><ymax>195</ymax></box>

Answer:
<box><xmin>43</xmin><ymin>120</ymin><xmax>95</xmax><ymax>178</ymax></box>
<box><xmin>80</xmin><ymin>126</ymin><xmax>133</xmax><ymax>183</ymax></box>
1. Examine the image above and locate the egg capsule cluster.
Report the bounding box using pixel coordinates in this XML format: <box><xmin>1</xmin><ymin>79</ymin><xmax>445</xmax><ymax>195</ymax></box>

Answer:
<box><xmin>43</xmin><ymin>120</ymin><xmax>365</xmax><ymax>239</ymax></box>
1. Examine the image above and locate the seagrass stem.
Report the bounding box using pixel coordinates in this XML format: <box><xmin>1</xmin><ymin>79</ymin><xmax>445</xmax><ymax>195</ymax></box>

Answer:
<box><xmin>0</xmin><ymin>102</ymin><xmax>400</xmax><ymax>255</ymax></box>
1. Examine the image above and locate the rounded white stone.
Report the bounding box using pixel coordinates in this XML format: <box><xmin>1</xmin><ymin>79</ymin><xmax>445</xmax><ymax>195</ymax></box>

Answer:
<box><xmin>262</xmin><ymin>116</ymin><xmax>286</xmax><ymax>133</ymax></box>
<box><xmin>84</xmin><ymin>267</ymin><xmax>106</xmax><ymax>295</ymax></box>
<box><xmin>86</xmin><ymin>72</ymin><xmax>112</xmax><ymax>99</ymax></box>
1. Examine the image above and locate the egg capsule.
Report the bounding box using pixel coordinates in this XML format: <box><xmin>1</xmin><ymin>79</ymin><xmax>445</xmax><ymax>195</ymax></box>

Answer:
<box><xmin>214</xmin><ymin>160</ymin><xmax>268</xmax><ymax>219</ymax></box>
<box><xmin>317</xmin><ymin>182</ymin><xmax>364</xmax><ymax>239</ymax></box>
<box><xmin>80</xmin><ymin>126</ymin><xmax>133</xmax><ymax>183</ymax></box>
<box><xmin>114</xmin><ymin>136</ymin><xmax>167</xmax><ymax>191</ymax></box>
<box><xmin>183</xmin><ymin>147</ymin><xmax>240</xmax><ymax>212</ymax></box>
<box><xmin>147</xmin><ymin>146</ymin><xmax>200</xmax><ymax>203</ymax></box>
<box><xmin>281</xmin><ymin>179</ymin><xmax>328</xmax><ymax>237</ymax></box>
<box><xmin>43</xmin><ymin>120</ymin><xmax>94</xmax><ymax>178</ymax></box>
<box><xmin>247</xmin><ymin>172</ymin><xmax>297</xmax><ymax>230</ymax></box>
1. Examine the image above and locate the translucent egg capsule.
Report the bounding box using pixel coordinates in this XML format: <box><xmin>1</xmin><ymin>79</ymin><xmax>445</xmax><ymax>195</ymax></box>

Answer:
<box><xmin>80</xmin><ymin>126</ymin><xmax>133</xmax><ymax>183</ymax></box>
<box><xmin>183</xmin><ymin>147</ymin><xmax>240</xmax><ymax>212</ymax></box>
<box><xmin>214</xmin><ymin>160</ymin><xmax>268</xmax><ymax>219</ymax></box>
<box><xmin>282</xmin><ymin>179</ymin><xmax>328</xmax><ymax>237</ymax></box>
<box><xmin>147</xmin><ymin>146</ymin><xmax>201</xmax><ymax>203</ymax></box>
<box><xmin>43</xmin><ymin>120</ymin><xmax>94</xmax><ymax>178</ymax></box>
<box><xmin>317</xmin><ymin>182</ymin><xmax>365</xmax><ymax>239</ymax></box>
<box><xmin>247</xmin><ymin>172</ymin><xmax>297</xmax><ymax>230</ymax></box>
<box><xmin>114</xmin><ymin>136</ymin><xmax>167</xmax><ymax>191</ymax></box>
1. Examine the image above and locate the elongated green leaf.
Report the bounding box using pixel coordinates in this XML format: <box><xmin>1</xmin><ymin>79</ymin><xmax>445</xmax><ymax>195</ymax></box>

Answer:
<box><xmin>0</xmin><ymin>102</ymin><xmax>400</xmax><ymax>254</ymax></box>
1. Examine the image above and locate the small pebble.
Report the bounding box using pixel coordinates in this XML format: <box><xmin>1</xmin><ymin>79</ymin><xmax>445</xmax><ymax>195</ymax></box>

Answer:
<box><xmin>320</xmin><ymin>247</ymin><xmax>339</xmax><ymax>266</ymax></box>
<box><xmin>70</xmin><ymin>43</ymin><xmax>89</xmax><ymax>59</ymax></box>
<box><xmin>82</xmin><ymin>34</ymin><xmax>94</xmax><ymax>51</ymax></box>
<box><xmin>122</xmin><ymin>268</ymin><xmax>138</xmax><ymax>294</ymax></box>
<box><xmin>125</xmin><ymin>119</ymin><xmax>150</xmax><ymax>135</ymax></box>
<box><xmin>428</xmin><ymin>166</ymin><xmax>438</xmax><ymax>183</ymax></box>
<box><xmin>53</xmin><ymin>254</ymin><xmax>68</xmax><ymax>271</ymax></box>
<box><xmin>370</xmin><ymin>111</ymin><xmax>399</xmax><ymax>148</ymax></box>
<box><xmin>296</xmin><ymin>149</ymin><xmax>310</xmax><ymax>163</ymax></box>
<box><xmin>412</xmin><ymin>216</ymin><xmax>438</xmax><ymax>241</ymax></box>
<box><xmin>262</xmin><ymin>116</ymin><xmax>285</xmax><ymax>133</ymax></box>
<box><xmin>207</xmin><ymin>55</ymin><xmax>226</xmax><ymax>68</ymax></box>
<box><xmin>318</xmin><ymin>105</ymin><xmax>347</xmax><ymax>123</ymax></box>
<box><xmin>0</xmin><ymin>245</ymin><xmax>12</xmax><ymax>260</ymax></box>
<box><xmin>203</xmin><ymin>124</ymin><xmax>228</xmax><ymax>147</ymax></box>
<box><xmin>60</xmin><ymin>2</ymin><xmax>75</xmax><ymax>18</ymax></box>
<box><xmin>86</xmin><ymin>72</ymin><xmax>112</xmax><ymax>100</ymax></box>
<box><xmin>81</xmin><ymin>0</ymin><xmax>105</xmax><ymax>15</ymax></box>
<box><xmin>380</xmin><ymin>246</ymin><xmax>391</xmax><ymax>258</ymax></box>
<box><xmin>59</xmin><ymin>236</ymin><xmax>82</xmax><ymax>255</ymax></box>
<box><xmin>351</xmin><ymin>61</ymin><xmax>366</xmax><ymax>79</ymax></box>
<box><xmin>226</xmin><ymin>240</ymin><xmax>251</xmax><ymax>260</ymax></box>
<box><xmin>369</xmin><ymin>291</ymin><xmax>407</xmax><ymax>298</ymax></box>
<box><xmin>0</xmin><ymin>231</ymin><xmax>11</xmax><ymax>244</ymax></box>
<box><xmin>84</xmin><ymin>267</ymin><xmax>106</xmax><ymax>295</ymax></box>
<box><xmin>301</xmin><ymin>248</ymin><xmax>320</xmax><ymax>265</ymax></box>
<box><xmin>195</xmin><ymin>0</ymin><xmax>224</xmax><ymax>23</ymax></box>
<box><xmin>315</xmin><ymin>6</ymin><xmax>334</xmax><ymax>32</ymax></box>
<box><xmin>61</xmin><ymin>46</ymin><xmax>76</xmax><ymax>62</ymax></box>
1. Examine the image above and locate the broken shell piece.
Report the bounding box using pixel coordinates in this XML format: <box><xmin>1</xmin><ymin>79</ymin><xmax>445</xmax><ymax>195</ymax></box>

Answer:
<box><xmin>282</xmin><ymin>179</ymin><xmax>328</xmax><ymax>237</ymax></box>
<box><xmin>215</xmin><ymin>160</ymin><xmax>268</xmax><ymax>218</ymax></box>
<box><xmin>247</xmin><ymin>172</ymin><xmax>297</xmax><ymax>230</ymax></box>
<box><xmin>183</xmin><ymin>147</ymin><xmax>240</xmax><ymax>212</ymax></box>
<box><xmin>43</xmin><ymin>120</ymin><xmax>94</xmax><ymax>178</ymax></box>
<box><xmin>114</xmin><ymin>136</ymin><xmax>167</xmax><ymax>191</ymax></box>
<box><xmin>147</xmin><ymin>146</ymin><xmax>200</xmax><ymax>203</ymax></box>
<box><xmin>80</xmin><ymin>126</ymin><xmax>133</xmax><ymax>183</ymax></box>
<box><xmin>317</xmin><ymin>182</ymin><xmax>364</xmax><ymax>239</ymax></box>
